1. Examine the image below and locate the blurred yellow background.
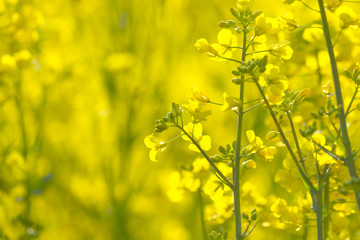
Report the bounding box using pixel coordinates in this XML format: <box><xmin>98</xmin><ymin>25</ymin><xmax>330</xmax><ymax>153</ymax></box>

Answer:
<box><xmin>1</xmin><ymin>0</ymin><xmax>360</xmax><ymax>239</ymax></box>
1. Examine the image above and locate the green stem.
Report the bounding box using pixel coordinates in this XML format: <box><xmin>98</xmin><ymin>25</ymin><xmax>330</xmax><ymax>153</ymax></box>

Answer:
<box><xmin>314</xmin><ymin>155</ymin><xmax>324</xmax><ymax>240</ymax></box>
<box><xmin>300</xmin><ymin>0</ymin><xmax>320</xmax><ymax>12</ymax></box>
<box><xmin>234</xmin><ymin>25</ymin><xmax>247</xmax><ymax>240</ymax></box>
<box><xmin>314</xmin><ymin>189</ymin><xmax>324</xmax><ymax>240</ymax></box>
<box><xmin>285</xmin><ymin>110</ymin><xmax>307</xmax><ymax>173</ymax></box>
<box><xmin>345</xmin><ymin>85</ymin><xmax>359</xmax><ymax>117</ymax></box>
<box><xmin>323</xmin><ymin>175</ymin><xmax>330</xmax><ymax>239</ymax></box>
<box><xmin>242</xmin><ymin>102</ymin><xmax>261</xmax><ymax>114</ymax></box>
<box><xmin>246</xmin><ymin>50</ymin><xmax>270</xmax><ymax>56</ymax></box>
<box><xmin>317</xmin><ymin>0</ymin><xmax>360</xmax><ymax>211</ymax></box>
<box><xmin>216</xmin><ymin>55</ymin><xmax>243</xmax><ymax>64</ymax></box>
<box><xmin>332</xmin><ymin>29</ymin><xmax>343</xmax><ymax>47</ymax></box>
<box><xmin>177</xmin><ymin>125</ymin><xmax>234</xmax><ymax>189</ymax></box>
<box><xmin>255</xmin><ymin>81</ymin><xmax>315</xmax><ymax>191</ymax></box>
<box><xmin>208</xmin><ymin>101</ymin><xmax>223</xmax><ymax>106</ymax></box>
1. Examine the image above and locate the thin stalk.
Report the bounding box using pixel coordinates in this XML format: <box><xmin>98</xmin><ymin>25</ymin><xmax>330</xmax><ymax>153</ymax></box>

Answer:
<box><xmin>242</xmin><ymin>102</ymin><xmax>261</xmax><ymax>114</ymax></box>
<box><xmin>233</xmin><ymin>25</ymin><xmax>247</xmax><ymax>240</ymax></box>
<box><xmin>345</xmin><ymin>85</ymin><xmax>359</xmax><ymax>117</ymax></box>
<box><xmin>332</xmin><ymin>29</ymin><xmax>343</xmax><ymax>47</ymax></box>
<box><xmin>254</xmin><ymin>81</ymin><xmax>315</xmax><ymax>191</ymax></box>
<box><xmin>216</xmin><ymin>55</ymin><xmax>243</xmax><ymax>64</ymax></box>
<box><xmin>314</xmin><ymin>190</ymin><xmax>324</xmax><ymax>240</ymax></box>
<box><xmin>177</xmin><ymin>125</ymin><xmax>234</xmax><ymax>190</ymax></box>
<box><xmin>300</xmin><ymin>0</ymin><xmax>320</xmax><ymax>12</ymax></box>
<box><xmin>285</xmin><ymin>110</ymin><xmax>307</xmax><ymax>172</ymax></box>
<box><xmin>246</xmin><ymin>50</ymin><xmax>270</xmax><ymax>56</ymax></box>
<box><xmin>323</xmin><ymin>175</ymin><xmax>330</xmax><ymax>239</ymax></box>
<box><xmin>314</xmin><ymin>155</ymin><xmax>324</xmax><ymax>240</ymax></box>
<box><xmin>317</xmin><ymin>0</ymin><xmax>360</xmax><ymax>211</ymax></box>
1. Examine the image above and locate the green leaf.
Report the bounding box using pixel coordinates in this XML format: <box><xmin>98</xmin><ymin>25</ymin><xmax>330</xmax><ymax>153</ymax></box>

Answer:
<box><xmin>218</xmin><ymin>145</ymin><xmax>226</xmax><ymax>154</ymax></box>
<box><xmin>344</xmin><ymin>69</ymin><xmax>352</xmax><ymax>79</ymax></box>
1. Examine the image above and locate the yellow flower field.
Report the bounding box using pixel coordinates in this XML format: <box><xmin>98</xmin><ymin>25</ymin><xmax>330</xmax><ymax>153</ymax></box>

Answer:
<box><xmin>1</xmin><ymin>0</ymin><xmax>360</xmax><ymax>239</ymax></box>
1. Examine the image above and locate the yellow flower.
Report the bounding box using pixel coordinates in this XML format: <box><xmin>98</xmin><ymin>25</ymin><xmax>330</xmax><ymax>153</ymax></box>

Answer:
<box><xmin>311</xmin><ymin>133</ymin><xmax>338</xmax><ymax>166</ymax></box>
<box><xmin>221</xmin><ymin>92</ymin><xmax>242</xmax><ymax>111</ymax></box>
<box><xmin>203</xmin><ymin>176</ymin><xmax>224</xmax><ymax>201</ymax></box>
<box><xmin>144</xmin><ymin>134</ymin><xmax>167</xmax><ymax>162</ymax></box>
<box><xmin>237</xmin><ymin>0</ymin><xmax>251</xmax><ymax>10</ymax></box>
<box><xmin>270</xmin><ymin>40</ymin><xmax>293</xmax><ymax>60</ymax></box>
<box><xmin>210</xmin><ymin>29</ymin><xmax>238</xmax><ymax>61</ymax></box>
<box><xmin>194</xmin><ymin>38</ymin><xmax>218</xmax><ymax>56</ymax></box>
<box><xmin>255</xmin><ymin>15</ymin><xmax>273</xmax><ymax>36</ymax></box>
<box><xmin>271</xmin><ymin>198</ymin><xmax>288</xmax><ymax>218</ymax></box>
<box><xmin>245</xmin><ymin>130</ymin><xmax>264</xmax><ymax>153</ymax></box>
<box><xmin>182</xmin><ymin>123</ymin><xmax>211</xmax><ymax>152</ymax></box>
<box><xmin>257</xmin><ymin>146</ymin><xmax>277</xmax><ymax>162</ymax></box>
<box><xmin>336</xmin><ymin>6</ymin><xmax>358</xmax><ymax>29</ymax></box>
<box><xmin>245</xmin><ymin>130</ymin><xmax>277</xmax><ymax>161</ymax></box>
<box><xmin>278</xmin><ymin>13</ymin><xmax>299</xmax><ymax>31</ymax></box>
<box><xmin>322</xmin><ymin>81</ymin><xmax>334</xmax><ymax>97</ymax></box>
<box><xmin>324</xmin><ymin>0</ymin><xmax>343</xmax><ymax>12</ymax></box>
<box><xmin>312</xmin><ymin>133</ymin><xmax>326</xmax><ymax>146</ymax></box>
<box><xmin>295</xmin><ymin>88</ymin><xmax>311</xmax><ymax>102</ymax></box>
<box><xmin>189</xmin><ymin>87</ymin><xmax>209</xmax><ymax>104</ymax></box>
<box><xmin>259</xmin><ymin>64</ymin><xmax>288</xmax><ymax>104</ymax></box>
<box><xmin>192</xmin><ymin>158</ymin><xmax>210</xmax><ymax>173</ymax></box>
<box><xmin>242</xmin><ymin>159</ymin><xmax>257</xmax><ymax>169</ymax></box>
<box><xmin>182</xmin><ymin>101</ymin><xmax>211</xmax><ymax>123</ymax></box>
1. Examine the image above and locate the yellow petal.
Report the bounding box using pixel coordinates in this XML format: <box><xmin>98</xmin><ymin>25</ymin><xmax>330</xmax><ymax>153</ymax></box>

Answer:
<box><xmin>312</xmin><ymin>133</ymin><xmax>326</xmax><ymax>146</ymax></box>
<box><xmin>217</xmin><ymin>29</ymin><xmax>232</xmax><ymax>45</ymax></box>
<box><xmin>144</xmin><ymin>134</ymin><xmax>156</xmax><ymax>149</ymax></box>
<box><xmin>246</xmin><ymin>130</ymin><xmax>255</xmax><ymax>143</ymax></box>
<box><xmin>200</xmin><ymin>135</ymin><xmax>212</xmax><ymax>151</ymax></box>
<box><xmin>149</xmin><ymin>149</ymin><xmax>159</xmax><ymax>162</ymax></box>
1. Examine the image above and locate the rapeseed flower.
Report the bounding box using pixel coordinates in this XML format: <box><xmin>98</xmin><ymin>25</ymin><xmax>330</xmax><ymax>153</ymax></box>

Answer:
<box><xmin>144</xmin><ymin>134</ymin><xmax>167</xmax><ymax>162</ymax></box>
<box><xmin>182</xmin><ymin>123</ymin><xmax>211</xmax><ymax>152</ymax></box>
<box><xmin>269</xmin><ymin>40</ymin><xmax>293</xmax><ymax>60</ymax></box>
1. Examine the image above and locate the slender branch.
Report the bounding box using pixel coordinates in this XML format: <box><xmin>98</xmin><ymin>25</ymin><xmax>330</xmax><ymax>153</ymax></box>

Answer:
<box><xmin>285</xmin><ymin>110</ymin><xmax>307</xmax><ymax>172</ymax></box>
<box><xmin>255</xmin><ymin>81</ymin><xmax>315</xmax><ymax>191</ymax></box>
<box><xmin>345</xmin><ymin>85</ymin><xmax>359</xmax><ymax>117</ymax></box>
<box><xmin>177</xmin><ymin>125</ymin><xmax>234</xmax><ymax>189</ymax></box>
<box><xmin>208</xmin><ymin>101</ymin><xmax>223</xmax><ymax>106</ymax></box>
<box><xmin>332</xmin><ymin>29</ymin><xmax>343</xmax><ymax>48</ymax></box>
<box><xmin>228</xmin><ymin>46</ymin><xmax>244</xmax><ymax>49</ymax></box>
<box><xmin>314</xmin><ymin>154</ymin><xmax>324</xmax><ymax>240</ymax></box>
<box><xmin>300</xmin><ymin>0</ymin><xmax>320</xmax><ymax>12</ymax></box>
<box><xmin>246</xmin><ymin>50</ymin><xmax>270</xmax><ymax>56</ymax></box>
<box><xmin>312</xmin><ymin>141</ymin><xmax>343</xmax><ymax>161</ymax></box>
<box><xmin>233</xmin><ymin>24</ymin><xmax>248</xmax><ymax>240</ymax></box>
<box><xmin>216</xmin><ymin>55</ymin><xmax>243</xmax><ymax>64</ymax></box>
<box><xmin>242</xmin><ymin>102</ymin><xmax>262</xmax><ymax>114</ymax></box>
<box><xmin>245</xmin><ymin>36</ymin><xmax>255</xmax><ymax>52</ymax></box>
<box><xmin>323</xmin><ymin>175</ymin><xmax>330</xmax><ymax>239</ymax></box>
<box><xmin>317</xmin><ymin>0</ymin><xmax>360</xmax><ymax>211</ymax></box>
